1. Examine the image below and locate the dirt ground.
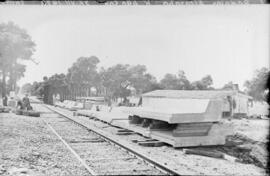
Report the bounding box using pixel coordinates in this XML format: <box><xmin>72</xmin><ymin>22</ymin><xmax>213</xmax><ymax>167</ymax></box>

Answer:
<box><xmin>220</xmin><ymin>118</ymin><xmax>269</xmax><ymax>170</ymax></box>
<box><xmin>0</xmin><ymin>112</ymin><xmax>89</xmax><ymax>176</ymax></box>
<box><xmin>225</xmin><ymin>118</ymin><xmax>269</xmax><ymax>143</ymax></box>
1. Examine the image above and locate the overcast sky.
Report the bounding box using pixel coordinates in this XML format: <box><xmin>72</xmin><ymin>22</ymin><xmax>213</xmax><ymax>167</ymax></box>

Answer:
<box><xmin>0</xmin><ymin>5</ymin><xmax>269</xmax><ymax>90</ymax></box>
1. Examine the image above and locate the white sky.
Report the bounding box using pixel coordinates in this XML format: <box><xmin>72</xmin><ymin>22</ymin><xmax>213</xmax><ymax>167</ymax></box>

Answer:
<box><xmin>0</xmin><ymin>5</ymin><xmax>269</xmax><ymax>90</ymax></box>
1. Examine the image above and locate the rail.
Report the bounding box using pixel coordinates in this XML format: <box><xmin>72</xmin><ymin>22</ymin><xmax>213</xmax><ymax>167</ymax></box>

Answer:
<box><xmin>44</xmin><ymin>104</ymin><xmax>181</xmax><ymax>175</ymax></box>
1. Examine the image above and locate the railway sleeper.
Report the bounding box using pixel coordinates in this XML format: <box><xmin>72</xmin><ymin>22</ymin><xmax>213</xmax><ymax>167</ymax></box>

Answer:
<box><xmin>138</xmin><ymin>141</ymin><xmax>165</xmax><ymax>147</ymax></box>
<box><xmin>116</xmin><ymin>131</ymin><xmax>137</xmax><ymax>135</ymax></box>
<box><xmin>131</xmin><ymin>139</ymin><xmax>159</xmax><ymax>143</ymax></box>
<box><xmin>86</xmin><ymin>157</ymin><xmax>137</xmax><ymax>162</ymax></box>
<box><xmin>99</xmin><ymin>168</ymin><xmax>155</xmax><ymax>175</ymax></box>
<box><xmin>69</xmin><ymin>137</ymin><xmax>105</xmax><ymax>143</ymax></box>
<box><xmin>117</xmin><ymin>129</ymin><xmax>134</xmax><ymax>132</ymax></box>
<box><xmin>69</xmin><ymin>139</ymin><xmax>105</xmax><ymax>143</ymax></box>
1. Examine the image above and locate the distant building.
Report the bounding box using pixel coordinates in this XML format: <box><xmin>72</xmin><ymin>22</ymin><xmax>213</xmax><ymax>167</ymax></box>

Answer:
<box><xmin>142</xmin><ymin>90</ymin><xmax>253</xmax><ymax>118</ymax></box>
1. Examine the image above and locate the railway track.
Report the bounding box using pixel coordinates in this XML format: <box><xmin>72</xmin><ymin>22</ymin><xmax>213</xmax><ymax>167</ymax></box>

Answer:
<box><xmin>41</xmin><ymin>104</ymin><xmax>181</xmax><ymax>175</ymax></box>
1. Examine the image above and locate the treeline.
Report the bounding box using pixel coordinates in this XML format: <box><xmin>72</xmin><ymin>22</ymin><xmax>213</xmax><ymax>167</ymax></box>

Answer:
<box><xmin>22</xmin><ymin>55</ymin><xmax>269</xmax><ymax>103</ymax></box>
<box><xmin>0</xmin><ymin>21</ymin><xmax>36</xmax><ymax>97</ymax></box>
<box><xmin>22</xmin><ymin>56</ymin><xmax>216</xmax><ymax>103</ymax></box>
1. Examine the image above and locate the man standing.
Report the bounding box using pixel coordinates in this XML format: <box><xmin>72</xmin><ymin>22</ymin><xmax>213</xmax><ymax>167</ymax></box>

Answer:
<box><xmin>2</xmin><ymin>95</ymin><xmax>8</xmax><ymax>106</ymax></box>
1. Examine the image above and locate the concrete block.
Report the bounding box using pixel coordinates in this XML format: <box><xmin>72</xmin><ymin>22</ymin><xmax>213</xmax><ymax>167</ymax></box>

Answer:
<box><xmin>124</xmin><ymin>99</ymin><xmax>223</xmax><ymax>124</ymax></box>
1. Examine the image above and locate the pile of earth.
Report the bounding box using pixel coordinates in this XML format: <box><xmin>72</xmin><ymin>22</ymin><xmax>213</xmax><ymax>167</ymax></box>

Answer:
<box><xmin>194</xmin><ymin>132</ymin><xmax>268</xmax><ymax>172</ymax></box>
<box><xmin>218</xmin><ymin>133</ymin><xmax>268</xmax><ymax>170</ymax></box>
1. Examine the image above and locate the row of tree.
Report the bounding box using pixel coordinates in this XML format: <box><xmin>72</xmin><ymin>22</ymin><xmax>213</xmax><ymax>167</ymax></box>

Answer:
<box><xmin>24</xmin><ymin>57</ymin><xmax>269</xmax><ymax>103</ymax></box>
<box><xmin>0</xmin><ymin>21</ymin><xmax>36</xmax><ymax>97</ymax></box>
<box><xmin>22</xmin><ymin>56</ymin><xmax>217</xmax><ymax>103</ymax></box>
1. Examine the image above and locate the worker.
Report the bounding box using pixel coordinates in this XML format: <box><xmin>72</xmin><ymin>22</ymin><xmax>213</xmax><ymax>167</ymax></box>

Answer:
<box><xmin>108</xmin><ymin>97</ymin><xmax>113</xmax><ymax>112</ymax></box>
<box><xmin>22</xmin><ymin>94</ymin><xmax>31</xmax><ymax>110</ymax></box>
<box><xmin>2</xmin><ymin>95</ymin><xmax>8</xmax><ymax>106</ymax></box>
<box><xmin>17</xmin><ymin>99</ymin><xmax>24</xmax><ymax>110</ymax></box>
<box><xmin>96</xmin><ymin>105</ymin><xmax>100</xmax><ymax>111</ymax></box>
<box><xmin>138</xmin><ymin>96</ymin><xmax>142</xmax><ymax>106</ymax></box>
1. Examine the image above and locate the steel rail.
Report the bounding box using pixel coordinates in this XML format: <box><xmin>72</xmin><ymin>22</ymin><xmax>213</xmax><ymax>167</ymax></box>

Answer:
<box><xmin>44</xmin><ymin>120</ymin><xmax>97</xmax><ymax>175</ymax></box>
<box><xmin>44</xmin><ymin>104</ymin><xmax>181</xmax><ymax>175</ymax></box>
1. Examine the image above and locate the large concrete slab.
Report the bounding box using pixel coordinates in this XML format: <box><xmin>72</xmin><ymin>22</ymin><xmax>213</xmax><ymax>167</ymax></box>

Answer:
<box><xmin>142</xmin><ymin>90</ymin><xmax>237</xmax><ymax>99</ymax></box>
<box><xmin>150</xmin><ymin>123</ymin><xmax>233</xmax><ymax>147</ymax></box>
<box><xmin>77</xmin><ymin>107</ymin><xmax>129</xmax><ymax>123</ymax></box>
<box><xmin>76</xmin><ymin>108</ymin><xmax>152</xmax><ymax>137</ymax></box>
<box><xmin>76</xmin><ymin>107</ymin><xmax>232</xmax><ymax>147</ymax></box>
<box><xmin>123</xmin><ymin>99</ymin><xmax>223</xmax><ymax>123</ymax></box>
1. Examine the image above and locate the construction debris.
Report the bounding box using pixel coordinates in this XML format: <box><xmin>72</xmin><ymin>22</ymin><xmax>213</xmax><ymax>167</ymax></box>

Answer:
<box><xmin>218</xmin><ymin>133</ymin><xmax>268</xmax><ymax>169</ymax></box>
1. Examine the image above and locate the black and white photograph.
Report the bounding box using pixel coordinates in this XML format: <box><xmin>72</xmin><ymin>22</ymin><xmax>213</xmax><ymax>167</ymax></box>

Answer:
<box><xmin>0</xmin><ymin>0</ymin><xmax>269</xmax><ymax>175</ymax></box>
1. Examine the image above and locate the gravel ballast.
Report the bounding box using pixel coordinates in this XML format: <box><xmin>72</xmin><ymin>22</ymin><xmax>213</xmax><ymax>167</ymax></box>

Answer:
<box><xmin>0</xmin><ymin>112</ymin><xmax>89</xmax><ymax>176</ymax></box>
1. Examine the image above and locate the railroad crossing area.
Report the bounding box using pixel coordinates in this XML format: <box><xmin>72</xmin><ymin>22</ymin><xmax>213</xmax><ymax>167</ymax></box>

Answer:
<box><xmin>0</xmin><ymin>98</ymin><xmax>268</xmax><ymax>176</ymax></box>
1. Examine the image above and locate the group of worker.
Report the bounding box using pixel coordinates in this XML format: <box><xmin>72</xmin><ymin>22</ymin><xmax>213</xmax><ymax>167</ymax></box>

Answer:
<box><xmin>17</xmin><ymin>94</ymin><xmax>33</xmax><ymax>110</ymax></box>
<box><xmin>1</xmin><ymin>94</ymin><xmax>32</xmax><ymax>111</ymax></box>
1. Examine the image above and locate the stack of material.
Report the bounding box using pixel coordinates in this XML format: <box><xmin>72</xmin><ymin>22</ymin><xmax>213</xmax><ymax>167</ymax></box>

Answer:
<box><xmin>77</xmin><ymin>107</ymin><xmax>128</xmax><ymax>124</ymax></box>
<box><xmin>55</xmin><ymin>100</ymin><xmax>83</xmax><ymax>111</ymax></box>
<box><xmin>123</xmin><ymin>90</ymin><xmax>233</xmax><ymax>147</ymax></box>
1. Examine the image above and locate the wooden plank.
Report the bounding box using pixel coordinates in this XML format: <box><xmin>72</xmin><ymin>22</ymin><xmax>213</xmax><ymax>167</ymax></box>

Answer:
<box><xmin>117</xmin><ymin>129</ymin><xmax>133</xmax><ymax>132</ymax></box>
<box><xmin>183</xmin><ymin>149</ymin><xmax>224</xmax><ymax>159</ymax></box>
<box><xmin>116</xmin><ymin>132</ymin><xmax>137</xmax><ymax>135</ymax></box>
<box><xmin>131</xmin><ymin>139</ymin><xmax>158</xmax><ymax>143</ymax></box>
<box><xmin>69</xmin><ymin>139</ymin><xmax>105</xmax><ymax>143</ymax></box>
<box><xmin>86</xmin><ymin>157</ymin><xmax>136</xmax><ymax>162</ymax></box>
<box><xmin>138</xmin><ymin>141</ymin><xmax>165</xmax><ymax>147</ymax></box>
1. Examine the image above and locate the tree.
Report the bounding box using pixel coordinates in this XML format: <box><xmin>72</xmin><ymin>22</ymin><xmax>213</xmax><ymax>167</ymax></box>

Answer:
<box><xmin>100</xmin><ymin>64</ymin><xmax>131</xmax><ymax>99</ymax></box>
<box><xmin>47</xmin><ymin>73</ymin><xmax>68</xmax><ymax>101</ymax></box>
<box><xmin>160</xmin><ymin>73</ymin><xmax>179</xmax><ymax>89</ymax></box>
<box><xmin>191</xmin><ymin>75</ymin><xmax>213</xmax><ymax>90</ymax></box>
<box><xmin>100</xmin><ymin>64</ymin><xmax>160</xmax><ymax>99</ymax></box>
<box><xmin>7</xmin><ymin>63</ymin><xmax>26</xmax><ymax>93</ymax></box>
<box><xmin>244</xmin><ymin>67</ymin><xmax>269</xmax><ymax>101</ymax></box>
<box><xmin>0</xmin><ymin>21</ymin><xmax>36</xmax><ymax>97</ymax></box>
<box><xmin>30</xmin><ymin>81</ymin><xmax>43</xmax><ymax>96</ymax></box>
<box><xmin>20</xmin><ymin>83</ymin><xmax>32</xmax><ymax>94</ymax></box>
<box><xmin>66</xmin><ymin>56</ymin><xmax>100</xmax><ymax>97</ymax></box>
<box><xmin>128</xmin><ymin>65</ymin><xmax>158</xmax><ymax>93</ymax></box>
<box><xmin>159</xmin><ymin>70</ymin><xmax>190</xmax><ymax>90</ymax></box>
<box><xmin>177</xmin><ymin>70</ymin><xmax>191</xmax><ymax>90</ymax></box>
<box><xmin>222</xmin><ymin>81</ymin><xmax>234</xmax><ymax>90</ymax></box>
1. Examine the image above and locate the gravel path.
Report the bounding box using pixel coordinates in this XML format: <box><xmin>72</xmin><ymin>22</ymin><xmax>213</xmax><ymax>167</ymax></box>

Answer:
<box><xmin>0</xmin><ymin>112</ymin><xmax>89</xmax><ymax>176</ymax></box>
